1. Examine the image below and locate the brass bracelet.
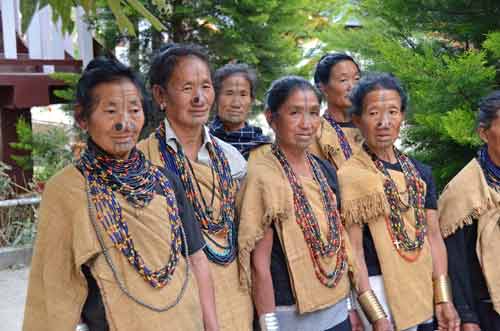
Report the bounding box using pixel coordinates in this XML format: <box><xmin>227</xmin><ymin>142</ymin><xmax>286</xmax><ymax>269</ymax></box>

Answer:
<box><xmin>358</xmin><ymin>290</ymin><xmax>387</xmax><ymax>323</ymax></box>
<box><xmin>434</xmin><ymin>274</ymin><xmax>453</xmax><ymax>304</ymax></box>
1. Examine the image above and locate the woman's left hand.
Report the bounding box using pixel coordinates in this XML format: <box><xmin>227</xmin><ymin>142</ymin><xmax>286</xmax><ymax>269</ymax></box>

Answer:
<box><xmin>435</xmin><ymin>302</ymin><xmax>460</xmax><ymax>331</ymax></box>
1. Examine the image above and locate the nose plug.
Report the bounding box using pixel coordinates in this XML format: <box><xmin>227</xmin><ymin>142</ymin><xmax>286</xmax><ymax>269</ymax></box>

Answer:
<box><xmin>114</xmin><ymin>121</ymin><xmax>137</xmax><ymax>131</ymax></box>
<box><xmin>114</xmin><ymin>122</ymin><xmax>124</xmax><ymax>131</ymax></box>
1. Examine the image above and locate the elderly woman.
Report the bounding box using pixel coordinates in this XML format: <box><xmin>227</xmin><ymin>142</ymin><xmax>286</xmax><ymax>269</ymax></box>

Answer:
<box><xmin>310</xmin><ymin>53</ymin><xmax>363</xmax><ymax>169</ymax></box>
<box><xmin>238</xmin><ymin>76</ymin><xmax>356</xmax><ymax>331</ymax></box>
<box><xmin>23</xmin><ymin>58</ymin><xmax>217</xmax><ymax>331</ymax></box>
<box><xmin>209</xmin><ymin>63</ymin><xmax>271</xmax><ymax>159</ymax></box>
<box><xmin>439</xmin><ymin>91</ymin><xmax>500</xmax><ymax>331</ymax></box>
<box><xmin>338</xmin><ymin>73</ymin><xmax>459</xmax><ymax>331</ymax></box>
<box><xmin>138</xmin><ymin>44</ymin><xmax>253</xmax><ymax>330</ymax></box>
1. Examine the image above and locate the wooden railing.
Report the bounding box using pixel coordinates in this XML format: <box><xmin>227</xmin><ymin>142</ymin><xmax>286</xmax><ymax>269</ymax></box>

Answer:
<box><xmin>0</xmin><ymin>58</ymin><xmax>82</xmax><ymax>73</ymax></box>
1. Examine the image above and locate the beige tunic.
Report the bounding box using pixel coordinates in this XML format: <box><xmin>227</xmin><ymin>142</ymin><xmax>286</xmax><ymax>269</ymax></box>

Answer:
<box><xmin>338</xmin><ymin>149</ymin><xmax>433</xmax><ymax>330</ymax></box>
<box><xmin>23</xmin><ymin>165</ymin><xmax>203</xmax><ymax>331</ymax></box>
<box><xmin>309</xmin><ymin>117</ymin><xmax>363</xmax><ymax>169</ymax></box>
<box><xmin>439</xmin><ymin>158</ymin><xmax>500</xmax><ymax>314</ymax></box>
<box><xmin>138</xmin><ymin>134</ymin><xmax>253</xmax><ymax>331</ymax></box>
<box><xmin>238</xmin><ymin>149</ymin><xmax>354</xmax><ymax>314</ymax></box>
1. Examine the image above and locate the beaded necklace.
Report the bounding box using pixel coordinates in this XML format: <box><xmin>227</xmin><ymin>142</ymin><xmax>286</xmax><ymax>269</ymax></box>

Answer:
<box><xmin>323</xmin><ymin>112</ymin><xmax>353</xmax><ymax>160</ymax></box>
<box><xmin>76</xmin><ymin>141</ymin><xmax>185</xmax><ymax>289</ymax></box>
<box><xmin>156</xmin><ymin>121</ymin><xmax>237</xmax><ymax>265</ymax></box>
<box><xmin>478</xmin><ymin>146</ymin><xmax>500</xmax><ymax>192</ymax></box>
<box><xmin>272</xmin><ymin>144</ymin><xmax>347</xmax><ymax>287</ymax></box>
<box><xmin>363</xmin><ymin>144</ymin><xmax>427</xmax><ymax>261</ymax></box>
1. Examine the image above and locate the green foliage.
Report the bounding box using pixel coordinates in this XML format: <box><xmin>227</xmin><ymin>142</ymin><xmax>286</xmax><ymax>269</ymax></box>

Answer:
<box><xmin>50</xmin><ymin>72</ymin><xmax>80</xmax><ymax>118</ymax></box>
<box><xmin>10</xmin><ymin>118</ymin><xmax>33</xmax><ymax>171</ymax></box>
<box><xmin>441</xmin><ymin>107</ymin><xmax>482</xmax><ymax>147</ymax></box>
<box><xmin>483</xmin><ymin>32</ymin><xmax>500</xmax><ymax>60</ymax></box>
<box><xmin>21</xmin><ymin>0</ymin><xmax>166</xmax><ymax>35</ymax></box>
<box><xmin>321</xmin><ymin>0</ymin><xmax>500</xmax><ymax>190</ymax></box>
<box><xmin>98</xmin><ymin>0</ymin><xmax>332</xmax><ymax>88</ymax></box>
<box><xmin>32</xmin><ymin>127</ymin><xmax>73</xmax><ymax>182</ymax></box>
<box><xmin>10</xmin><ymin>118</ymin><xmax>72</xmax><ymax>183</ymax></box>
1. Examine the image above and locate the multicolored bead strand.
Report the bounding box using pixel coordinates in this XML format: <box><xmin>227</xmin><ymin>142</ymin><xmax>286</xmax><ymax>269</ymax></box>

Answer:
<box><xmin>76</xmin><ymin>142</ymin><xmax>184</xmax><ymax>289</ymax></box>
<box><xmin>363</xmin><ymin>144</ymin><xmax>427</xmax><ymax>262</ymax></box>
<box><xmin>272</xmin><ymin>144</ymin><xmax>347</xmax><ymax>288</ymax></box>
<box><xmin>156</xmin><ymin>122</ymin><xmax>237</xmax><ymax>265</ymax></box>
<box><xmin>324</xmin><ymin>113</ymin><xmax>353</xmax><ymax>160</ymax></box>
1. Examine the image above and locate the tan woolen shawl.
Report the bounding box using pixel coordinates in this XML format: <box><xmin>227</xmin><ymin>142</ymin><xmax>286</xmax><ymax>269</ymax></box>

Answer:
<box><xmin>438</xmin><ymin>158</ymin><xmax>500</xmax><ymax>314</ymax></box>
<box><xmin>138</xmin><ymin>134</ymin><xmax>253</xmax><ymax>331</ymax></box>
<box><xmin>338</xmin><ymin>149</ymin><xmax>433</xmax><ymax>330</ymax></box>
<box><xmin>23</xmin><ymin>165</ymin><xmax>203</xmax><ymax>331</ymax></box>
<box><xmin>237</xmin><ymin>148</ymin><xmax>356</xmax><ymax>314</ymax></box>
<box><xmin>309</xmin><ymin>117</ymin><xmax>363</xmax><ymax>169</ymax></box>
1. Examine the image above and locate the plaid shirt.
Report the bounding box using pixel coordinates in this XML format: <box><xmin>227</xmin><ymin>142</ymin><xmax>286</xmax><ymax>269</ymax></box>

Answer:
<box><xmin>209</xmin><ymin>116</ymin><xmax>272</xmax><ymax>159</ymax></box>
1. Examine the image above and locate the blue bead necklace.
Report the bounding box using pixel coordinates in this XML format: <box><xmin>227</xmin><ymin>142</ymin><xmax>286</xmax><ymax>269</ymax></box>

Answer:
<box><xmin>156</xmin><ymin>122</ymin><xmax>237</xmax><ymax>265</ymax></box>
<box><xmin>76</xmin><ymin>141</ymin><xmax>185</xmax><ymax>289</ymax></box>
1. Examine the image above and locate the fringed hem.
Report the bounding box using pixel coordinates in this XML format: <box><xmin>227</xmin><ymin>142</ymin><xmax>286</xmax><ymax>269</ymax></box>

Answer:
<box><xmin>238</xmin><ymin>212</ymin><xmax>287</xmax><ymax>291</ymax></box>
<box><xmin>341</xmin><ymin>192</ymin><xmax>388</xmax><ymax>226</ymax></box>
<box><xmin>440</xmin><ymin>203</ymin><xmax>490</xmax><ymax>238</ymax></box>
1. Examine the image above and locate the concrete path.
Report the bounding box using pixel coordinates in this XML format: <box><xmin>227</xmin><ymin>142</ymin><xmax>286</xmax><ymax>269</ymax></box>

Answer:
<box><xmin>0</xmin><ymin>267</ymin><xmax>29</xmax><ymax>331</ymax></box>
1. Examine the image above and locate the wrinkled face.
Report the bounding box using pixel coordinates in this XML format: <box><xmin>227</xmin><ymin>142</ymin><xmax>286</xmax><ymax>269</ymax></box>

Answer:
<box><xmin>321</xmin><ymin>60</ymin><xmax>360</xmax><ymax>111</ymax></box>
<box><xmin>78</xmin><ymin>79</ymin><xmax>144</xmax><ymax>159</ymax></box>
<box><xmin>269</xmin><ymin>88</ymin><xmax>321</xmax><ymax>152</ymax></box>
<box><xmin>217</xmin><ymin>74</ymin><xmax>252</xmax><ymax>130</ymax></box>
<box><xmin>161</xmin><ymin>56</ymin><xmax>215</xmax><ymax>129</ymax></box>
<box><xmin>354</xmin><ymin>89</ymin><xmax>403</xmax><ymax>153</ymax></box>
<box><xmin>479</xmin><ymin>111</ymin><xmax>500</xmax><ymax>166</ymax></box>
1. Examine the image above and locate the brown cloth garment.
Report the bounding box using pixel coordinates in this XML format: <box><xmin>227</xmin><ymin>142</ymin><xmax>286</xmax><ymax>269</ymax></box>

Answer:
<box><xmin>23</xmin><ymin>165</ymin><xmax>203</xmax><ymax>331</ymax></box>
<box><xmin>338</xmin><ymin>149</ymin><xmax>434</xmax><ymax>330</ymax></box>
<box><xmin>247</xmin><ymin>143</ymin><xmax>271</xmax><ymax>164</ymax></box>
<box><xmin>438</xmin><ymin>158</ymin><xmax>500</xmax><ymax>314</ymax></box>
<box><xmin>309</xmin><ymin>117</ymin><xmax>363</xmax><ymax>169</ymax></box>
<box><xmin>238</xmin><ymin>148</ymin><xmax>354</xmax><ymax>314</ymax></box>
<box><xmin>138</xmin><ymin>134</ymin><xmax>253</xmax><ymax>331</ymax></box>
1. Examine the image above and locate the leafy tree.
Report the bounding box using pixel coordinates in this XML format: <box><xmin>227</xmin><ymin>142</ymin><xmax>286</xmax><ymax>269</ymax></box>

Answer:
<box><xmin>10</xmin><ymin>118</ymin><xmax>73</xmax><ymax>183</ymax></box>
<box><xmin>91</xmin><ymin>0</ymin><xmax>332</xmax><ymax>94</ymax></box>
<box><xmin>21</xmin><ymin>0</ymin><xmax>165</xmax><ymax>35</ymax></box>
<box><xmin>320</xmin><ymin>0</ymin><xmax>500</xmax><ymax>189</ymax></box>
<box><xmin>85</xmin><ymin>0</ymin><xmax>335</xmax><ymax>134</ymax></box>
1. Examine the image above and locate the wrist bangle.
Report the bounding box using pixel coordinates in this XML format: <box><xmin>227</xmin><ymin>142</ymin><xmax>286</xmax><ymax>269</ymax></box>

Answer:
<box><xmin>434</xmin><ymin>274</ymin><xmax>453</xmax><ymax>304</ymax></box>
<box><xmin>347</xmin><ymin>296</ymin><xmax>353</xmax><ymax>310</ymax></box>
<box><xmin>76</xmin><ymin>324</ymin><xmax>89</xmax><ymax>331</ymax></box>
<box><xmin>358</xmin><ymin>290</ymin><xmax>387</xmax><ymax>323</ymax></box>
<box><xmin>259</xmin><ymin>312</ymin><xmax>280</xmax><ymax>331</ymax></box>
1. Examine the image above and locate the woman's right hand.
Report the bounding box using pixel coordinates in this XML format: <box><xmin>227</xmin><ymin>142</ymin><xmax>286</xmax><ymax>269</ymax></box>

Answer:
<box><xmin>461</xmin><ymin>323</ymin><xmax>480</xmax><ymax>331</ymax></box>
<box><xmin>373</xmin><ymin>318</ymin><xmax>393</xmax><ymax>331</ymax></box>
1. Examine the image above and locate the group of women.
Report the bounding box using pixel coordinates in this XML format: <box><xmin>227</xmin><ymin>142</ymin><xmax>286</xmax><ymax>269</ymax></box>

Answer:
<box><xmin>22</xmin><ymin>43</ymin><xmax>499</xmax><ymax>331</ymax></box>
